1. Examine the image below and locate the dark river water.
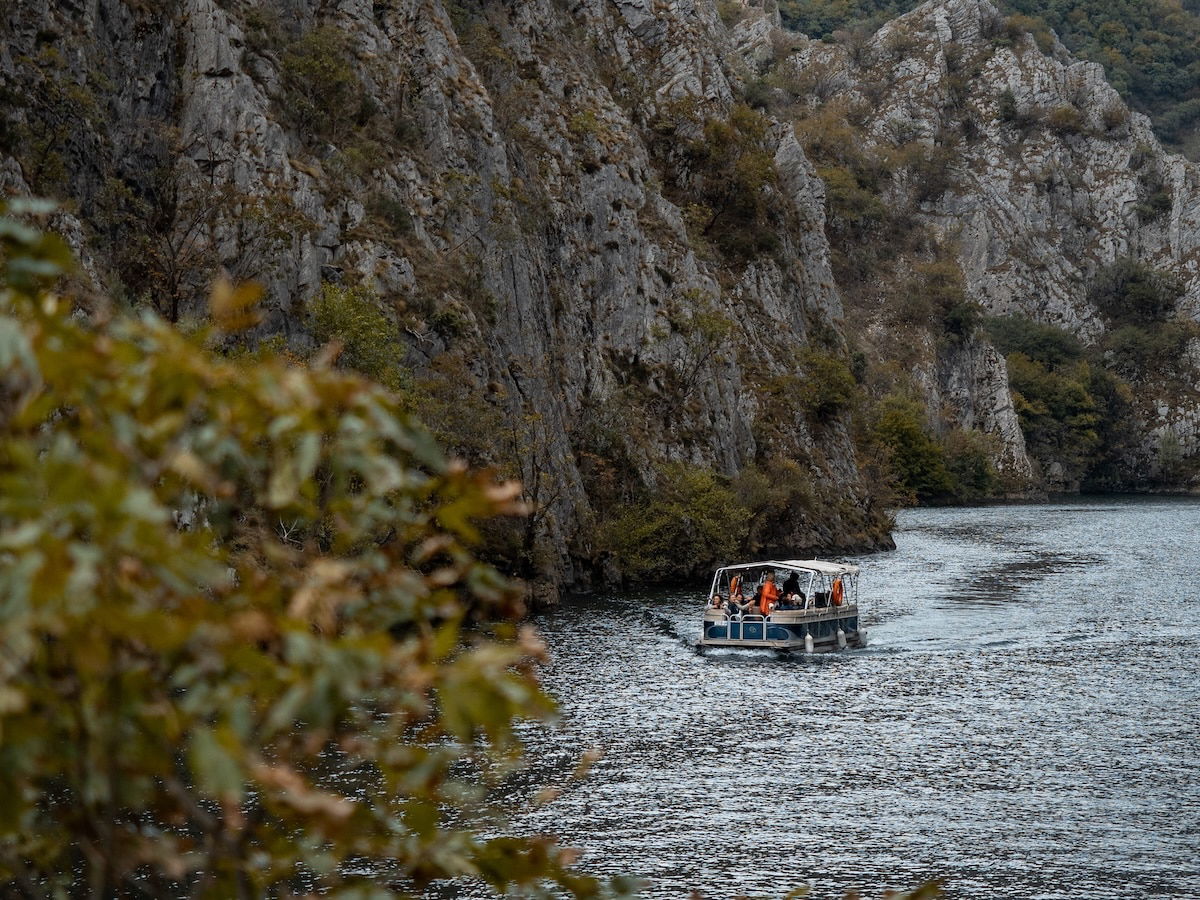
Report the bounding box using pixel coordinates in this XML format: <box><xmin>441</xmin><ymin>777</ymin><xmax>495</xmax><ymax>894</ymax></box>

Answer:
<box><xmin>495</xmin><ymin>498</ymin><xmax>1200</xmax><ymax>898</ymax></box>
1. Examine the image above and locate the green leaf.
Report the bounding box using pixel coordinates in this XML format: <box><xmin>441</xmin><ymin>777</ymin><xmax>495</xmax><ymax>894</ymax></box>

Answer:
<box><xmin>0</xmin><ymin>217</ymin><xmax>41</xmax><ymax>245</ymax></box>
<box><xmin>119</xmin><ymin>485</ymin><xmax>170</xmax><ymax>523</ymax></box>
<box><xmin>0</xmin><ymin>316</ymin><xmax>39</xmax><ymax>376</ymax></box>
<box><xmin>5</xmin><ymin>197</ymin><xmax>59</xmax><ymax>217</ymax></box>
<box><xmin>188</xmin><ymin>726</ymin><xmax>244</xmax><ymax>802</ymax></box>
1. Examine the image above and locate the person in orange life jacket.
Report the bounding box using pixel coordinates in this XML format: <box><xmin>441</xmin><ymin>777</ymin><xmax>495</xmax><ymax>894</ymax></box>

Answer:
<box><xmin>758</xmin><ymin>572</ymin><xmax>780</xmax><ymax>616</ymax></box>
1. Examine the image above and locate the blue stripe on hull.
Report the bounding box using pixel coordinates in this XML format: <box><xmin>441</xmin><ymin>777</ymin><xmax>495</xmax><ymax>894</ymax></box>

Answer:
<box><xmin>705</xmin><ymin>617</ymin><xmax>858</xmax><ymax>642</ymax></box>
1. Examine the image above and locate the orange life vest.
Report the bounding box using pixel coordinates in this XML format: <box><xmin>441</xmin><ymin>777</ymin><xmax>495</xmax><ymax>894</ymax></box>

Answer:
<box><xmin>759</xmin><ymin>580</ymin><xmax>779</xmax><ymax>616</ymax></box>
<box><xmin>831</xmin><ymin>577</ymin><xmax>844</xmax><ymax>606</ymax></box>
<box><xmin>729</xmin><ymin>574</ymin><xmax>742</xmax><ymax>599</ymax></box>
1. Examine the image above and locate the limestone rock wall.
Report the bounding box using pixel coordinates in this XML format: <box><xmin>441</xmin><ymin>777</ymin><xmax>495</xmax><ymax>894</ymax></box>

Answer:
<box><xmin>786</xmin><ymin>0</ymin><xmax>1200</xmax><ymax>483</ymax></box>
<box><xmin>0</xmin><ymin>0</ymin><xmax>893</xmax><ymax>588</ymax></box>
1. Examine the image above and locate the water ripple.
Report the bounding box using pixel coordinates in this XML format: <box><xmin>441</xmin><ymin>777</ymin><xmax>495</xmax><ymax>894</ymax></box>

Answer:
<box><xmin>472</xmin><ymin>498</ymin><xmax>1200</xmax><ymax>898</ymax></box>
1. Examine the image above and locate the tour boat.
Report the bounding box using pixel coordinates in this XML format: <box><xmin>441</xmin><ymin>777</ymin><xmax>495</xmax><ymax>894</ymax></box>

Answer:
<box><xmin>699</xmin><ymin>560</ymin><xmax>867</xmax><ymax>652</ymax></box>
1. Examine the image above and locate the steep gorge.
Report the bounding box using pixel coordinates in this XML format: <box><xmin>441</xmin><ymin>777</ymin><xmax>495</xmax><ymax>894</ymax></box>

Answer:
<box><xmin>1</xmin><ymin>0</ymin><xmax>900</xmax><ymax>595</ymax></box>
<box><xmin>2</xmin><ymin>0</ymin><xmax>1198</xmax><ymax>595</ymax></box>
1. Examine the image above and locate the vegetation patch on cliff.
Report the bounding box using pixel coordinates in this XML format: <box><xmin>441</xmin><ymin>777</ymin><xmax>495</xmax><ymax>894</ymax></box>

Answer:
<box><xmin>986</xmin><ymin>314</ymin><xmax>1140</xmax><ymax>489</ymax></box>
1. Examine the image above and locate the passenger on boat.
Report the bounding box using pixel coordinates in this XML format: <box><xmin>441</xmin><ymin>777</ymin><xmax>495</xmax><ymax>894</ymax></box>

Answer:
<box><xmin>776</xmin><ymin>591</ymin><xmax>805</xmax><ymax>610</ymax></box>
<box><xmin>778</xmin><ymin>572</ymin><xmax>803</xmax><ymax>609</ymax></box>
<box><xmin>759</xmin><ymin>573</ymin><xmax>780</xmax><ymax>616</ymax></box>
<box><xmin>719</xmin><ymin>575</ymin><xmax>738</xmax><ymax>616</ymax></box>
<box><xmin>727</xmin><ymin>594</ymin><xmax>754</xmax><ymax>618</ymax></box>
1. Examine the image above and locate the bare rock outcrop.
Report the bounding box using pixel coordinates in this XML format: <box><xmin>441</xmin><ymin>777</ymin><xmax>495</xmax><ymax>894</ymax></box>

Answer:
<box><xmin>785</xmin><ymin>0</ymin><xmax>1200</xmax><ymax>485</ymax></box>
<box><xmin>0</xmin><ymin>0</ymin><xmax>897</xmax><ymax>591</ymax></box>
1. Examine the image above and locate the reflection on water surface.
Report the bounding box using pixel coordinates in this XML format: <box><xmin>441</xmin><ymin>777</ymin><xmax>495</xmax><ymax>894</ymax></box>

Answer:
<box><xmin>482</xmin><ymin>498</ymin><xmax>1200</xmax><ymax>898</ymax></box>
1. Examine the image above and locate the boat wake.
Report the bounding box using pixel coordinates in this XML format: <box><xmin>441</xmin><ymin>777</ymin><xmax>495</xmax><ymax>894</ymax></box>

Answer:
<box><xmin>640</xmin><ymin>610</ymin><xmax>697</xmax><ymax>650</ymax></box>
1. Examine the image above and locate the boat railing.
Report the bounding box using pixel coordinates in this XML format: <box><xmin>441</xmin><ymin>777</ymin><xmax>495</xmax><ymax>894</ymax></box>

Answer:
<box><xmin>715</xmin><ymin>605</ymin><xmax>854</xmax><ymax>619</ymax></box>
<box><xmin>721</xmin><ymin>612</ymin><xmax>774</xmax><ymax>645</ymax></box>
<box><xmin>724</xmin><ymin>611</ymin><xmax>767</xmax><ymax>623</ymax></box>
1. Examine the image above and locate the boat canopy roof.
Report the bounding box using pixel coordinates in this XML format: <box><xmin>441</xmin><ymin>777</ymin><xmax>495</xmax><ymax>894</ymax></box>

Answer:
<box><xmin>717</xmin><ymin>559</ymin><xmax>859</xmax><ymax>576</ymax></box>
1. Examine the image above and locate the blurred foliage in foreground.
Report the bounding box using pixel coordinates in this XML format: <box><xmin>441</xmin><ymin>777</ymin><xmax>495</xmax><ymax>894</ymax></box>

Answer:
<box><xmin>0</xmin><ymin>202</ymin><xmax>942</xmax><ymax>899</ymax></box>
<box><xmin>0</xmin><ymin>200</ymin><xmax>628</xmax><ymax>897</ymax></box>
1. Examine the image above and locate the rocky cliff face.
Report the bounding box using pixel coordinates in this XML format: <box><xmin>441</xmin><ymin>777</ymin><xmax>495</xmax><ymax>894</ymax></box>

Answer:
<box><xmin>1</xmin><ymin>0</ymin><xmax>897</xmax><ymax>593</ymax></box>
<box><xmin>780</xmin><ymin>0</ymin><xmax>1200</xmax><ymax>487</ymax></box>
<box><xmin>6</xmin><ymin>0</ymin><xmax>1197</xmax><ymax>592</ymax></box>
